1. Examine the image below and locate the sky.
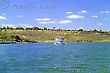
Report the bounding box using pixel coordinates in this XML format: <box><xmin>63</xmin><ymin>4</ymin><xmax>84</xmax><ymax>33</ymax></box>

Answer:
<box><xmin>0</xmin><ymin>0</ymin><xmax>110</xmax><ymax>30</ymax></box>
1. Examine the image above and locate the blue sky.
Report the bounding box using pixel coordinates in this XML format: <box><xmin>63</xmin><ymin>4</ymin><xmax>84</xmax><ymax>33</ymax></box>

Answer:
<box><xmin>0</xmin><ymin>0</ymin><xmax>110</xmax><ymax>30</ymax></box>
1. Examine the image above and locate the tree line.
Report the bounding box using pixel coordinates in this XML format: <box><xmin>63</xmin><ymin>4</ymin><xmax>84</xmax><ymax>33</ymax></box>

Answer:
<box><xmin>0</xmin><ymin>26</ymin><xmax>110</xmax><ymax>34</ymax></box>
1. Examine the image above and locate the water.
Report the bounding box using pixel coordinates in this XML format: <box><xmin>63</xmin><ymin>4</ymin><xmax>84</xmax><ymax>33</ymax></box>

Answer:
<box><xmin>0</xmin><ymin>42</ymin><xmax>110</xmax><ymax>73</ymax></box>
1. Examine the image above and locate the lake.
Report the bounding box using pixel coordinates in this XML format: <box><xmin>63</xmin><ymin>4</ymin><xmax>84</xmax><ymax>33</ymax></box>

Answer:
<box><xmin>0</xmin><ymin>42</ymin><xmax>110</xmax><ymax>73</ymax></box>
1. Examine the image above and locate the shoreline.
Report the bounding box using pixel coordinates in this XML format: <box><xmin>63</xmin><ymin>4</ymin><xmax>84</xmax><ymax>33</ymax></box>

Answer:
<box><xmin>0</xmin><ymin>41</ymin><xmax>110</xmax><ymax>44</ymax></box>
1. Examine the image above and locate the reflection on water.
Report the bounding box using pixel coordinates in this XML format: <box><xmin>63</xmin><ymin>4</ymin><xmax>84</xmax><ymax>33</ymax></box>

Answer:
<box><xmin>0</xmin><ymin>42</ymin><xmax>110</xmax><ymax>73</ymax></box>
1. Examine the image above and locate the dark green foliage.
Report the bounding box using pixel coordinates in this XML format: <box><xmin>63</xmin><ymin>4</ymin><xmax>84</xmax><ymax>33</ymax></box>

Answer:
<box><xmin>15</xmin><ymin>36</ymin><xmax>22</xmax><ymax>42</ymax></box>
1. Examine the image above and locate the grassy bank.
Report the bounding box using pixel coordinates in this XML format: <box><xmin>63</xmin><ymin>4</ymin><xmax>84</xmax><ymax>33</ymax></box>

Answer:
<box><xmin>0</xmin><ymin>28</ymin><xmax>110</xmax><ymax>43</ymax></box>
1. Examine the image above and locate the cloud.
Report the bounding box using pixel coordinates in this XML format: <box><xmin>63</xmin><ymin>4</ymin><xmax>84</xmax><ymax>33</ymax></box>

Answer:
<box><xmin>81</xmin><ymin>10</ymin><xmax>87</xmax><ymax>13</ymax></box>
<box><xmin>18</xmin><ymin>23</ymin><xmax>33</xmax><ymax>28</ymax></box>
<box><xmin>67</xmin><ymin>14</ymin><xmax>84</xmax><ymax>19</ymax></box>
<box><xmin>79</xmin><ymin>27</ymin><xmax>84</xmax><ymax>29</ymax></box>
<box><xmin>97</xmin><ymin>23</ymin><xmax>103</xmax><ymax>26</ymax></box>
<box><xmin>105</xmin><ymin>11</ymin><xmax>110</xmax><ymax>13</ymax></box>
<box><xmin>1</xmin><ymin>24</ymin><xmax>15</xmax><ymax>27</ymax></box>
<box><xmin>66</xmin><ymin>12</ymin><xmax>72</xmax><ymax>14</ymax></box>
<box><xmin>35</xmin><ymin>18</ymin><xmax>56</xmax><ymax>24</ymax></box>
<box><xmin>58</xmin><ymin>20</ymin><xmax>72</xmax><ymax>24</ymax></box>
<box><xmin>78</xmin><ymin>10</ymin><xmax>87</xmax><ymax>14</ymax></box>
<box><xmin>16</xmin><ymin>15</ymin><xmax>24</xmax><ymax>18</ymax></box>
<box><xmin>0</xmin><ymin>16</ymin><xmax>7</xmax><ymax>20</ymax></box>
<box><xmin>38</xmin><ymin>19</ymin><xmax>72</xmax><ymax>24</ymax></box>
<box><xmin>34</xmin><ymin>18</ymin><xmax>51</xmax><ymax>21</ymax></box>
<box><xmin>38</xmin><ymin>21</ymin><xmax>56</xmax><ymax>24</ymax></box>
<box><xmin>100</xmin><ymin>11</ymin><xmax>110</xmax><ymax>14</ymax></box>
<box><xmin>92</xmin><ymin>16</ymin><xmax>98</xmax><ymax>18</ymax></box>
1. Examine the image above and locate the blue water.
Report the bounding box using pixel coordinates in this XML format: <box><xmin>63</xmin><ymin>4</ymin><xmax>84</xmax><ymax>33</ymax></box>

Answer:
<box><xmin>0</xmin><ymin>42</ymin><xmax>110</xmax><ymax>73</ymax></box>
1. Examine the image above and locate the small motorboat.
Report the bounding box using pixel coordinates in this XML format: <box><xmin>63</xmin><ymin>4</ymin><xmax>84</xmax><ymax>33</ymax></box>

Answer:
<box><xmin>54</xmin><ymin>37</ymin><xmax>65</xmax><ymax>45</ymax></box>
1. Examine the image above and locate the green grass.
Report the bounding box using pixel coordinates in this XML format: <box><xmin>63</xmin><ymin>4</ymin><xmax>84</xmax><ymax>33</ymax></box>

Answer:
<box><xmin>0</xmin><ymin>29</ymin><xmax>110</xmax><ymax>43</ymax></box>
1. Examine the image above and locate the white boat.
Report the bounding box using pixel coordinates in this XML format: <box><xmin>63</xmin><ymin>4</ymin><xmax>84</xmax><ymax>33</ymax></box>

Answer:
<box><xmin>54</xmin><ymin>37</ymin><xmax>65</xmax><ymax>44</ymax></box>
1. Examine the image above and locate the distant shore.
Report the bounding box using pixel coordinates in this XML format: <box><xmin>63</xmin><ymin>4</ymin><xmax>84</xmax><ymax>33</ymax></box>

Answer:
<box><xmin>0</xmin><ymin>27</ymin><xmax>110</xmax><ymax>43</ymax></box>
